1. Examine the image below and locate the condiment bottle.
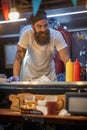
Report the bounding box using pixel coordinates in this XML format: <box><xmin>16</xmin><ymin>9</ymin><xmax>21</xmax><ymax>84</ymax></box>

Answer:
<box><xmin>73</xmin><ymin>59</ymin><xmax>81</xmax><ymax>81</ymax></box>
<box><xmin>65</xmin><ymin>59</ymin><xmax>73</xmax><ymax>82</ymax></box>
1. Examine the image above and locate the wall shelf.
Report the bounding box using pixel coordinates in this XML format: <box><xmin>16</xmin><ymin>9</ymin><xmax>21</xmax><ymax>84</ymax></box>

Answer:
<box><xmin>0</xmin><ymin>34</ymin><xmax>19</xmax><ymax>38</ymax></box>
<box><xmin>68</xmin><ymin>28</ymin><xmax>87</xmax><ymax>32</ymax></box>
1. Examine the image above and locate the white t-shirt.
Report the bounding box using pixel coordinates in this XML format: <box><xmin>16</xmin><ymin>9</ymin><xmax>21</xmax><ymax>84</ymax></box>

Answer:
<box><xmin>18</xmin><ymin>28</ymin><xmax>67</xmax><ymax>81</ymax></box>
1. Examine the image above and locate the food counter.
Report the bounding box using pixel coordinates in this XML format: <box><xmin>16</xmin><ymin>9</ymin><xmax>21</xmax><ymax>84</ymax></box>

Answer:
<box><xmin>0</xmin><ymin>81</ymin><xmax>87</xmax><ymax>93</ymax></box>
<box><xmin>0</xmin><ymin>81</ymin><xmax>87</xmax><ymax>107</ymax></box>
<box><xmin>0</xmin><ymin>81</ymin><xmax>87</xmax><ymax>129</ymax></box>
<box><xmin>0</xmin><ymin>81</ymin><xmax>87</xmax><ymax>104</ymax></box>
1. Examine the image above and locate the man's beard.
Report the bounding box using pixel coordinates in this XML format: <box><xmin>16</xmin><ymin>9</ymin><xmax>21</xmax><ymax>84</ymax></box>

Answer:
<box><xmin>34</xmin><ymin>29</ymin><xmax>50</xmax><ymax>46</ymax></box>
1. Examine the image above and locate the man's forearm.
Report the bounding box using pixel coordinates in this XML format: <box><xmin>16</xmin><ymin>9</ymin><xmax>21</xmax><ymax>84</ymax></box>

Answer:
<box><xmin>13</xmin><ymin>45</ymin><xmax>26</xmax><ymax>77</ymax></box>
<box><xmin>59</xmin><ymin>47</ymin><xmax>70</xmax><ymax>65</ymax></box>
<box><xmin>13</xmin><ymin>59</ymin><xmax>22</xmax><ymax>77</ymax></box>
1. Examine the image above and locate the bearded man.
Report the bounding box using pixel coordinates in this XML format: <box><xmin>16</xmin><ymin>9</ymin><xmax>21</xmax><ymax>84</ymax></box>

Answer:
<box><xmin>7</xmin><ymin>10</ymin><xmax>69</xmax><ymax>82</ymax></box>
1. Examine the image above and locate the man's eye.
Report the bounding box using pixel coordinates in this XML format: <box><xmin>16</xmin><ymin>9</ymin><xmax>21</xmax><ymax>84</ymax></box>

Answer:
<box><xmin>38</xmin><ymin>25</ymin><xmax>41</xmax><ymax>28</ymax></box>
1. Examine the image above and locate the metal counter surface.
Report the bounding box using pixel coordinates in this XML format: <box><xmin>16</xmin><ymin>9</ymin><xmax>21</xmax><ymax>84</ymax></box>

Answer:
<box><xmin>0</xmin><ymin>81</ymin><xmax>87</xmax><ymax>89</ymax></box>
<box><xmin>0</xmin><ymin>81</ymin><xmax>87</xmax><ymax>95</ymax></box>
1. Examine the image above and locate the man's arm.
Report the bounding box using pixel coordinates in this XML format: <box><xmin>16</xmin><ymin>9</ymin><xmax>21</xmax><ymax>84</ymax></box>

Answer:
<box><xmin>58</xmin><ymin>47</ymin><xmax>70</xmax><ymax>64</ymax></box>
<box><xmin>13</xmin><ymin>45</ymin><xmax>26</xmax><ymax>77</ymax></box>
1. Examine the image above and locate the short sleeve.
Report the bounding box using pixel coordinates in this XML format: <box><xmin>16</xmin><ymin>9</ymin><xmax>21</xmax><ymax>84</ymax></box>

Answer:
<box><xmin>52</xmin><ymin>29</ymin><xmax>68</xmax><ymax>51</ymax></box>
<box><xmin>18</xmin><ymin>30</ymin><xmax>33</xmax><ymax>49</ymax></box>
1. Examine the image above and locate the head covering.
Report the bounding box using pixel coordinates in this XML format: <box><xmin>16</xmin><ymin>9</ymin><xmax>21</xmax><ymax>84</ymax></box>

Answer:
<box><xmin>28</xmin><ymin>10</ymin><xmax>47</xmax><ymax>25</ymax></box>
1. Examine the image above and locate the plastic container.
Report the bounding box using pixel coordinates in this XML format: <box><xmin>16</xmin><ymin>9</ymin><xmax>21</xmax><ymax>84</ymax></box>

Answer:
<box><xmin>65</xmin><ymin>59</ymin><xmax>73</xmax><ymax>82</ymax></box>
<box><xmin>73</xmin><ymin>59</ymin><xmax>81</xmax><ymax>81</ymax></box>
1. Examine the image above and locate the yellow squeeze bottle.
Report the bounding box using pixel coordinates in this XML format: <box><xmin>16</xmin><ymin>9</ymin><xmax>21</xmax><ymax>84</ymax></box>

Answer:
<box><xmin>65</xmin><ymin>59</ymin><xmax>73</xmax><ymax>82</ymax></box>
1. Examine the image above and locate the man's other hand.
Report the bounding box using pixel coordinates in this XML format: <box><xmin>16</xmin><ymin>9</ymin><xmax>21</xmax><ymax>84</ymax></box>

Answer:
<box><xmin>6</xmin><ymin>76</ymin><xmax>20</xmax><ymax>83</ymax></box>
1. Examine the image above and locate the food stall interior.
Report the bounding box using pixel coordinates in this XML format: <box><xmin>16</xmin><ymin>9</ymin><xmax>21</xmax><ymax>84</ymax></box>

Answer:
<box><xmin>0</xmin><ymin>0</ymin><xmax>87</xmax><ymax>110</ymax></box>
<box><xmin>0</xmin><ymin>0</ymin><xmax>87</xmax><ymax>78</ymax></box>
<box><xmin>0</xmin><ymin>1</ymin><xmax>87</xmax><ymax>129</ymax></box>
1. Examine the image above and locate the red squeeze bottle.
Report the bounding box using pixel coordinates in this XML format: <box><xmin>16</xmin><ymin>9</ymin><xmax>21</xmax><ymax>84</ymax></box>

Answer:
<box><xmin>73</xmin><ymin>59</ymin><xmax>81</xmax><ymax>81</ymax></box>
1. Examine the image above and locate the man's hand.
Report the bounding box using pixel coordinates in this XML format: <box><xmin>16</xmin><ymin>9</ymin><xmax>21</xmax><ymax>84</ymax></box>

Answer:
<box><xmin>6</xmin><ymin>76</ymin><xmax>20</xmax><ymax>83</ymax></box>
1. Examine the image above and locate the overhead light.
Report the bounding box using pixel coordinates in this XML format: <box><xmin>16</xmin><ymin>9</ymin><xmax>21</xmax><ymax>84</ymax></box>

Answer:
<box><xmin>47</xmin><ymin>10</ymin><xmax>87</xmax><ymax>17</ymax></box>
<box><xmin>0</xmin><ymin>18</ymin><xmax>26</xmax><ymax>24</ymax></box>
<box><xmin>8</xmin><ymin>7</ymin><xmax>19</xmax><ymax>20</ymax></box>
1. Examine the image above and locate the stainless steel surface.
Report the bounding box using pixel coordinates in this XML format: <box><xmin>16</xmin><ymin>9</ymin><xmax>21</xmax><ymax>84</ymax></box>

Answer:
<box><xmin>0</xmin><ymin>81</ymin><xmax>87</xmax><ymax>85</ymax></box>
<box><xmin>0</xmin><ymin>81</ymin><xmax>87</xmax><ymax>89</ymax></box>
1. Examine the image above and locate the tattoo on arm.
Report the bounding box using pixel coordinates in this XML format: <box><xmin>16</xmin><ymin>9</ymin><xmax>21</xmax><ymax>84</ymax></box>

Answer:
<box><xmin>15</xmin><ymin>47</ymin><xmax>26</xmax><ymax>63</ymax></box>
